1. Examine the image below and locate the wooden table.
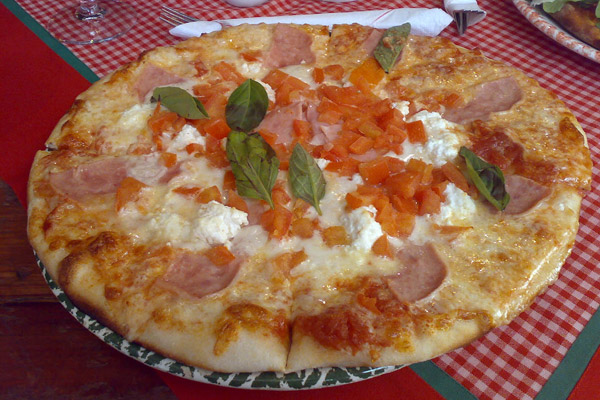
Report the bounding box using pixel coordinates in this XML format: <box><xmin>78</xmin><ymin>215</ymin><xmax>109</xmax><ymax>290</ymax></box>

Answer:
<box><xmin>0</xmin><ymin>180</ymin><xmax>176</xmax><ymax>399</ymax></box>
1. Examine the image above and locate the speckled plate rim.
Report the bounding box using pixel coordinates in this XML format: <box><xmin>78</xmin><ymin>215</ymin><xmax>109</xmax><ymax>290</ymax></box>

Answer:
<box><xmin>35</xmin><ymin>253</ymin><xmax>404</xmax><ymax>390</ymax></box>
<box><xmin>513</xmin><ymin>0</ymin><xmax>600</xmax><ymax>63</ymax></box>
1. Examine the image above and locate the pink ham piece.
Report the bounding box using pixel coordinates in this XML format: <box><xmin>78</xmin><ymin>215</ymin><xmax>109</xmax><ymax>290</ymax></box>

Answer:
<box><xmin>265</xmin><ymin>24</ymin><xmax>316</xmax><ymax>68</ymax></box>
<box><xmin>132</xmin><ymin>63</ymin><xmax>184</xmax><ymax>101</ymax></box>
<box><xmin>443</xmin><ymin>77</ymin><xmax>523</xmax><ymax>125</ymax></box>
<box><xmin>160</xmin><ymin>251</ymin><xmax>240</xmax><ymax>299</ymax></box>
<box><xmin>504</xmin><ymin>174</ymin><xmax>551</xmax><ymax>215</ymax></box>
<box><xmin>49</xmin><ymin>158</ymin><xmax>128</xmax><ymax>201</ymax></box>
<box><xmin>361</xmin><ymin>28</ymin><xmax>384</xmax><ymax>55</ymax></box>
<box><xmin>258</xmin><ymin>101</ymin><xmax>304</xmax><ymax>146</ymax></box>
<box><xmin>385</xmin><ymin>243</ymin><xmax>447</xmax><ymax>303</ymax></box>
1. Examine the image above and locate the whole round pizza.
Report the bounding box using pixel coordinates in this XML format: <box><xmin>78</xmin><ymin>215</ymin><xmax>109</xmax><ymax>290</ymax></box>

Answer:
<box><xmin>27</xmin><ymin>23</ymin><xmax>592</xmax><ymax>374</ymax></box>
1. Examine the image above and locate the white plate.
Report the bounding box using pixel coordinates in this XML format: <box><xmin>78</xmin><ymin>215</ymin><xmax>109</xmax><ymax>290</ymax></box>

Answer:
<box><xmin>513</xmin><ymin>0</ymin><xmax>600</xmax><ymax>63</ymax></box>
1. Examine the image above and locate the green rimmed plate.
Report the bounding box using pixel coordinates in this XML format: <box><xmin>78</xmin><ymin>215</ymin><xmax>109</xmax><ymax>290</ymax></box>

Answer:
<box><xmin>36</xmin><ymin>254</ymin><xmax>404</xmax><ymax>389</ymax></box>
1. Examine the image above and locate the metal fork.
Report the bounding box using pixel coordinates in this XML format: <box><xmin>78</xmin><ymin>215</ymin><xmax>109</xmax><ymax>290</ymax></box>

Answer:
<box><xmin>453</xmin><ymin>9</ymin><xmax>485</xmax><ymax>35</ymax></box>
<box><xmin>160</xmin><ymin>6</ymin><xmax>198</xmax><ymax>26</ymax></box>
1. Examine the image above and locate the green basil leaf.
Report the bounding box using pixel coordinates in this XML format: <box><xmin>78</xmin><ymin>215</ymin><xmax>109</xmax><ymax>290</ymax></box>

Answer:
<box><xmin>374</xmin><ymin>23</ymin><xmax>411</xmax><ymax>73</ymax></box>
<box><xmin>542</xmin><ymin>0</ymin><xmax>568</xmax><ymax>13</ymax></box>
<box><xmin>289</xmin><ymin>144</ymin><xmax>326</xmax><ymax>215</ymax></box>
<box><xmin>226</xmin><ymin>79</ymin><xmax>269</xmax><ymax>133</ymax></box>
<box><xmin>595</xmin><ymin>1</ymin><xmax>600</xmax><ymax>19</ymax></box>
<box><xmin>226</xmin><ymin>130</ymin><xmax>279</xmax><ymax>208</ymax></box>
<box><xmin>459</xmin><ymin>147</ymin><xmax>510</xmax><ymax>211</ymax></box>
<box><xmin>151</xmin><ymin>87</ymin><xmax>209</xmax><ymax>119</ymax></box>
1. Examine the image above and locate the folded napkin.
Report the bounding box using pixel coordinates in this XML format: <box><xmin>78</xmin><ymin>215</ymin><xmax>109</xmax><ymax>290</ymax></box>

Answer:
<box><xmin>169</xmin><ymin>8</ymin><xmax>454</xmax><ymax>39</ymax></box>
<box><xmin>443</xmin><ymin>0</ymin><xmax>486</xmax><ymax>33</ymax></box>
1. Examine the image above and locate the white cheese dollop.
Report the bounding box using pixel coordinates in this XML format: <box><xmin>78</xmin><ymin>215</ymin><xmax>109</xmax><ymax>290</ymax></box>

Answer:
<box><xmin>434</xmin><ymin>183</ymin><xmax>476</xmax><ymax>225</ymax></box>
<box><xmin>390</xmin><ymin>110</ymin><xmax>462</xmax><ymax>167</ymax></box>
<box><xmin>192</xmin><ymin>201</ymin><xmax>249</xmax><ymax>246</ymax></box>
<box><xmin>167</xmin><ymin>124</ymin><xmax>205</xmax><ymax>154</ymax></box>
<box><xmin>341</xmin><ymin>205</ymin><xmax>383</xmax><ymax>251</ymax></box>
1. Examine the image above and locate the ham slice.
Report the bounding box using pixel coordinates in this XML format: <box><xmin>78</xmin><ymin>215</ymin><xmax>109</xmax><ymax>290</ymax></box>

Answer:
<box><xmin>160</xmin><ymin>252</ymin><xmax>240</xmax><ymax>299</ymax></box>
<box><xmin>49</xmin><ymin>158</ymin><xmax>128</xmax><ymax>201</ymax></box>
<box><xmin>132</xmin><ymin>64</ymin><xmax>184</xmax><ymax>101</ymax></box>
<box><xmin>361</xmin><ymin>28</ymin><xmax>384</xmax><ymax>55</ymax></box>
<box><xmin>258</xmin><ymin>101</ymin><xmax>304</xmax><ymax>146</ymax></box>
<box><xmin>443</xmin><ymin>77</ymin><xmax>522</xmax><ymax>125</ymax></box>
<box><xmin>504</xmin><ymin>174</ymin><xmax>551</xmax><ymax>215</ymax></box>
<box><xmin>385</xmin><ymin>244</ymin><xmax>447</xmax><ymax>303</ymax></box>
<box><xmin>265</xmin><ymin>24</ymin><xmax>316</xmax><ymax>68</ymax></box>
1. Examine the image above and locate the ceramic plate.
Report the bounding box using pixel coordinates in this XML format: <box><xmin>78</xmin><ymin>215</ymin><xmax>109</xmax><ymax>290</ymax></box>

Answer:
<box><xmin>36</xmin><ymin>254</ymin><xmax>404</xmax><ymax>389</ymax></box>
<box><xmin>513</xmin><ymin>0</ymin><xmax>600</xmax><ymax>63</ymax></box>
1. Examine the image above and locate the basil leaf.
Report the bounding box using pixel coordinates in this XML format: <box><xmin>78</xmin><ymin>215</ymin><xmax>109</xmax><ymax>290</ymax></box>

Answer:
<box><xmin>542</xmin><ymin>0</ymin><xmax>568</xmax><ymax>13</ymax></box>
<box><xmin>151</xmin><ymin>87</ymin><xmax>209</xmax><ymax>119</ymax></box>
<box><xmin>226</xmin><ymin>130</ymin><xmax>279</xmax><ymax>208</ymax></box>
<box><xmin>374</xmin><ymin>23</ymin><xmax>411</xmax><ymax>73</ymax></box>
<box><xmin>459</xmin><ymin>147</ymin><xmax>510</xmax><ymax>211</ymax></box>
<box><xmin>226</xmin><ymin>79</ymin><xmax>269</xmax><ymax>133</ymax></box>
<box><xmin>596</xmin><ymin>1</ymin><xmax>600</xmax><ymax>19</ymax></box>
<box><xmin>289</xmin><ymin>144</ymin><xmax>326</xmax><ymax>215</ymax></box>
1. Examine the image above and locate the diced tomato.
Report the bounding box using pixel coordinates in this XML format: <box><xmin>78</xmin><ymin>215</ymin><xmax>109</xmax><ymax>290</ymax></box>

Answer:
<box><xmin>319</xmin><ymin>85</ymin><xmax>367</xmax><ymax>107</ymax></box>
<box><xmin>227</xmin><ymin>189</ymin><xmax>248</xmax><ymax>213</ymax></box>
<box><xmin>406</xmin><ymin>120</ymin><xmax>427</xmax><ymax>143</ymax></box>
<box><xmin>258</xmin><ymin>129</ymin><xmax>278</xmax><ymax>147</ymax></box>
<box><xmin>318</xmin><ymin>109</ymin><xmax>343</xmax><ymax>125</ymax></box>
<box><xmin>192</xmin><ymin>60</ymin><xmax>208</xmax><ymax>77</ymax></box>
<box><xmin>213</xmin><ymin>61</ymin><xmax>245</xmax><ymax>85</ymax></box>
<box><xmin>185</xmin><ymin>143</ymin><xmax>204</xmax><ymax>155</ymax></box>
<box><xmin>293</xmin><ymin>119</ymin><xmax>312</xmax><ymax>143</ymax></box>
<box><xmin>240</xmin><ymin>50</ymin><xmax>261</xmax><ymax>62</ymax></box>
<box><xmin>115</xmin><ymin>177</ymin><xmax>147</xmax><ymax>212</ymax></box>
<box><xmin>371</xmin><ymin>235</ymin><xmax>392</xmax><ymax>258</ymax></box>
<box><xmin>312</xmin><ymin>67</ymin><xmax>325</xmax><ymax>84</ymax></box>
<box><xmin>325</xmin><ymin>158</ymin><xmax>360</xmax><ymax>176</ymax></box>
<box><xmin>349</xmin><ymin>136</ymin><xmax>374</xmax><ymax>155</ymax></box>
<box><xmin>406</xmin><ymin>158</ymin><xmax>433</xmax><ymax>186</ymax></box>
<box><xmin>323</xmin><ymin>64</ymin><xmax>345</xmax><ymax>80</ymax></box>
<box><xmin>291</xmin><ymin>217</ymin><xmax>316</xmax><ymax>239</ymax></box>
<box><xmin>440</xmin><ymin>92</ymin><xmax>462</xmax><ymax>108</ymax></box>
<box><xmin>160</xmin><ymin>152</ymin><xmax>177</xmax><ymax>168</ymax></box>
<box><xmin>223</xmin><ymin>170</ymin><xmax>236</xmax><ymax>191</ymax></box>
<box><xmin>358</xmin><ymin>158</ymin><xmax>390</xmax><ymax>185</ymax></box>
<box><xmin>384</xmin><ymin>157</ymin><xmax>405</xmax><ymax>174</ymax></box>
<box><xmin>197</xmin><ymin>185</ymin><xmax>222</xmax><ymax>204</ymax></box>
<box><xmin>204</xmin><ymin>245</ymin><xmax>235</xmax><ymax>266</ymax></box>
<box><xmin>390</xmin><ymin>195</ymin><xmax>418</xmax><ymax>214</ymax></box>
<box><xmin>349</xmin><ymin>57</ymin><xmax>385</xmax><ymax>87</ymax></box>
<box><xmin>384</xmin><ymin>171</ymin><xmax>421</xmax><ymax>199</ymax></box>
<box><xmin>204</xmin><ymin>118</ymin><xmax>231</xmax><ymax>140</ymax></box>
<box><xmin>263</xmin><ymin>69</ymin><xmax>290</xmax><ymax>90</ymax></box>
<box><xmin>440</xmin><ymin>162</ymin><xmax>469</xmax><ymax>192</ymax></box>
<box><xmin>358</xmin><ymin>120</ymin><xmax>385</xmax><ymax>139</ymax></box>
<box><xmin>322</xmin><ymin>226</ymin><xmax>351</xmax><ymax>247</ymax></box>
<box><xmin>261</xmin><ymin>205</ymin><xmax>293</xmax><ymax>239</ymax></box>
<box><xmin>272</xmin><ymin>181</ymin><xmax>291</xmax><ymax>206</ymax></box>
<box><xmin>415</xmin><ymin>189</ymin><xmax>442</xmax><ymax>215</ymax></box>
<box><xmin>148</xmin><ymin>109</ymin><xmax>179</xmax><ymax>135</ymax></box>
<box><xmin>345</xmin><ymin>191</ymin><xmax>368</xmax><ymax>210</ymax></box>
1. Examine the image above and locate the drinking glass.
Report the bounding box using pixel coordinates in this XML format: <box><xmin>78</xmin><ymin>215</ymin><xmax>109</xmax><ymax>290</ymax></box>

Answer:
<box><xmin>47</xmin><ymin>0</ymin><xmax>137</xmax><ymax>44</ymax></box>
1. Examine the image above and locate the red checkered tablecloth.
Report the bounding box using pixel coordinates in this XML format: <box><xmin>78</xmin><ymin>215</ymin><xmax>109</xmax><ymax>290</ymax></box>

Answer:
<box><xmin>12</xmin><ymin>0</ymin><xmax>600</xmax><ymax>399</ymax></box>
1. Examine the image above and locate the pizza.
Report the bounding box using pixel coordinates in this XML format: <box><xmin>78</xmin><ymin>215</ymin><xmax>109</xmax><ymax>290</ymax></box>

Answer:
<box><xmin>27</xmin><ymin>23</ymin><xmax>592</xmax><ymax>373</ymax></box>
<box><xmin>535</xmin><ymin>0</ymin><xmax>600</xmax><ymax>49</ymax></box>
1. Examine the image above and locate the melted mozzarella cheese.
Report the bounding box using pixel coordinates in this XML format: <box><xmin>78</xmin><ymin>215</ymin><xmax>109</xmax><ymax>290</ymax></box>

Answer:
<box><xmin>192</xmin><ymin>201</ymin><xmax>249</xmax><ymax>246</ymax></box>
<box><xmin>434</xmin><ymin>183</ymin><xmax>476</xmax><ymax>225</ymax></box>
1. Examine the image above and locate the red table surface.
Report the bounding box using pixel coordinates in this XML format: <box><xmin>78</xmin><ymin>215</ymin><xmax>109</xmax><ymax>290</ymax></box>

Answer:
<box><xmin>1</xmin><ymin>1</ymin><xmax>599</xmax><ymax>398</ymax></box>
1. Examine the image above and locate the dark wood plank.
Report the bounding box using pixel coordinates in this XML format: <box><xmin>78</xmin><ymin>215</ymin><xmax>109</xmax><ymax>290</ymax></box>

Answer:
<box><xmin>0</xmin><ymin>180</ymin><xmax>54</xmax><ymax>303</ymax></box>
<box><xmin>0</xmin><ymin>180</ymin><xmax>176</xmax><ymax>399</ymax></box>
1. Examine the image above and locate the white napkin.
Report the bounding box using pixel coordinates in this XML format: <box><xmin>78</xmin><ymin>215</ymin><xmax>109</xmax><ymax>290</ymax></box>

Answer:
<box><xmin>443</xmin><ymin>0</ymin><xmax>486</xmax><ymax>30</ymax></box>
<box><xmin>170</xmin><ymin>8</ymin><xmax>454</xmax><ymax>39</ymax></box>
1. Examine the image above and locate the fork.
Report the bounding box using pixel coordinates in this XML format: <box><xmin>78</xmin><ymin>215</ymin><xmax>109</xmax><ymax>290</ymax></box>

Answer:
<box><xmin>453</xmin><ymin>9</ymin><xmax>485</xmax><ymax>35</ymax></box>
<box><xmin>160</xmin><ymin>6</ymin><xmax>198</xmax><ymax>26</ymax></box>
